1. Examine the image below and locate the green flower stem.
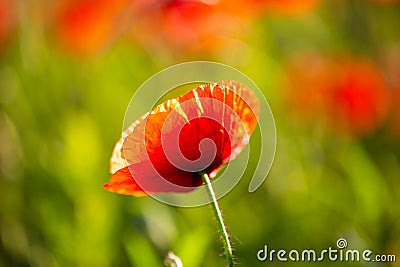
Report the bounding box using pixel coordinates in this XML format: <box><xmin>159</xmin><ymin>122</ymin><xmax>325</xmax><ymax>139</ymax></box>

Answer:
<box><xmin>199</xmin><ymin>171</ymin><xmax>234</xmax><ymax>267</ymax></box>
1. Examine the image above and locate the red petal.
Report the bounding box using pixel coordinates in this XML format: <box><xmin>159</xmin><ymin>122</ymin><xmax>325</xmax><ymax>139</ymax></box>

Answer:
<box><xmin>104</xmin><ymin>161</ymin><xmax>202</xmax><ymax>196</ymax></box>
<box><xmin>103</xmin><ymin>165</ymin><xmax>148</xmax><ymax>197</ymax></box>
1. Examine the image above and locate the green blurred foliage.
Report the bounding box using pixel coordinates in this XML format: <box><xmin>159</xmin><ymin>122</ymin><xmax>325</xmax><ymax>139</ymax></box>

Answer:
<box><xmin>1</xmin><ymin>0</ymin><xmax>400</xmax><ymax>266</ymax></box>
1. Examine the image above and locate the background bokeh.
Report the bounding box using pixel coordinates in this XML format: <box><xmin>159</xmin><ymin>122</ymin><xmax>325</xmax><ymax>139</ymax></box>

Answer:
<box><xmin>1</xmin><ymin>0</ymin><xmax>400</xmax><ymax>266</ymax></box>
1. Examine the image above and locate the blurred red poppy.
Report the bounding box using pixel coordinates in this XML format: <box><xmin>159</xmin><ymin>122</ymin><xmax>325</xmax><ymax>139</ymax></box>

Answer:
<box><xmin>129</xmin><ymin>0</ymin><xmax>259</xmax><ymax>54</ymax></box>
<box><xmin>283</xmin><ymin>54</ymin><xmax>390</xmax><ymax>137</ymax></box>
<box><xmin>329</xmin><ymin>59</ymin><xmax>390</xmax><ymax>137</ymax></box>
<box><xmin>104</xmin><ymin>81</ymin><xmax>259</xmax><ymax>196</ymax></box>
<box><xmin>55</xmin><ymin>0</ymin><xmax>129</xmax><ymax>56</ymax></box>
<box><xmin>0</xmin><ymin>0</ymin><xmax>16</xmax><ymax>52</ymax></box>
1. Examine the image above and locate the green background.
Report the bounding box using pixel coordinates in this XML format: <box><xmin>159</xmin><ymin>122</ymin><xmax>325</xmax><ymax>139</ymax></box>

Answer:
<box><xmin>0</xmin><ymin>1</ymin><xmax>399</xmax><ymax>266</ymax></box>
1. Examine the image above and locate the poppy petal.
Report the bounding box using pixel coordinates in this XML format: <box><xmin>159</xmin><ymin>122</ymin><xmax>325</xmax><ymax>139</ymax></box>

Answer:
<box><xmin>104</xmin><ymin>161</ymin><xmax>202</xmax><ymax>196</ymax></box>
<box><xmin>103</xmin><ymin>165</ymin><xmax>148</xmax><ymax>197</ymax></box>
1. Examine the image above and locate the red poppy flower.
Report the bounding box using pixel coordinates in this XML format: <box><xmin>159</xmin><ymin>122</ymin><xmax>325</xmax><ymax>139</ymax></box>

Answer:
<box><xmin>283</xmin><ymin>54</ymin><xmax>390</xmax><ymax>137</ymax></box>
<box><xmin>0</xmin><ymin>0</ymin><xmax>16</xmax><ymax>51</ymax></box>
<box><xmin>328</xmin><ymin>59</ymin><xmax>390</xmax><ymax>136</ymax></box>
<box><xmin>129</xmin><ymin>0</ymin><xmax>258</xmax><ymax>54</ymax></box>
<box><xmin>104</xmin><ymin>80</ymin><xmax>259</xmax><ymax>196</ymax></box>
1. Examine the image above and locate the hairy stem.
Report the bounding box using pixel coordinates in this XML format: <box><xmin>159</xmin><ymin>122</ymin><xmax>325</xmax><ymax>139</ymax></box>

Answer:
<box><xmin>199</xmin><ymin>171</ymin><xmax>234</xmax><ymax>267</ymax></box>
